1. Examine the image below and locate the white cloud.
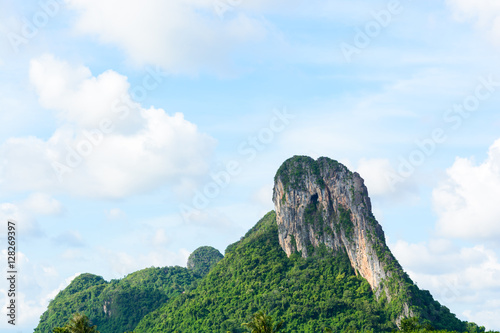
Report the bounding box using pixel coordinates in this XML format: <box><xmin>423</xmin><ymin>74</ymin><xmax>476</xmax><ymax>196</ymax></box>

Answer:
<box><xmin>433</xmin><ymin>138</ymin><xmax>500</xmax><ymax>239</ymax></box>
<box><xmin>392</xmin><ymin>239</ymin><xmax>491</xmax><ymax>276</ymax></box>
<box><xmin>30</xmin><ymin>54</ymin><xmax>133</xmax><ymax>129</ymax></box>
<box><xmin>447</xmin><ymin>0</ymin><xmax>500</xmax><ymax>43</ymax></box>
<box><xmin>356</xmin><ymin>158</ymin><xmax>396</xmax><ymax>196</ymax></box>
<box><xmin>97</xmin><ymin>246</ymin><xmax>190</xmax><ymax>277</ymax></box>
<box><xmin>66</xmin><ymin>0</ymin><xmax>269</xmax><ymax>75</ymax></box>
<box><xmin>0</xmin><ymin>193</ymin><xmax>61</xmax><ymax>236</ymax></box>
<box><xmin>392</xmin><ymin>239</ymin><xmax>500</xmax><ymax>330</ymax></box>
<box><xmin>388</xmin><ymin>138</ymin><xmax>500</xmax><ymax>330</ymax></box>
<box><xmin>23</xmin><ymin>192</ymin><xmax>63</xmax><ymax>216</ymax></box>
<box><xmin>355</xmin><ymin>158</ymin><xmax>419</xmax><ymax>203</ymax></box>
<box><xmin>0</xmin><ymin>54</ymin><xmax>215</xmax><ymax>198</ymax></box>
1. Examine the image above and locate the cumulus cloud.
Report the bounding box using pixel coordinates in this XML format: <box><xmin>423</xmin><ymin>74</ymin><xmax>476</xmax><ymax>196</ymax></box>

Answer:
<box><xmin>433</xmin><ymin>138</ymin><xmax>500</xmax><ymax>239</ymax></box>
<box><xmin>30</xmin><ymin>54</ymin><xmax>135</xmax><ymax>129</ymax></box>
<box><xmin>392</xmin><ymin>239</ymin><xmax>500</xmax><ymax>330</ymax></box>
<box><xmin>0</xmin><ymin>54</ymin><xmax>215</xmax><ymax>198</ymax></box>
<box><xmin>447</xmin><ymin>0</ymin><xmax>500</xmax><ymax>43</ymax></box>
<box><xmin>65</xmin><ymin>0</ymin><xmax>269</xmax><ymax>75</ymax></box>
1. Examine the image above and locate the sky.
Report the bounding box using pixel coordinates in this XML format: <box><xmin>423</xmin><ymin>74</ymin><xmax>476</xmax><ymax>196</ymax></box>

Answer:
<box><xmin>1</xmin><ymin>0</ymin><xmax>500</xmax><ymax>331</ymax></box>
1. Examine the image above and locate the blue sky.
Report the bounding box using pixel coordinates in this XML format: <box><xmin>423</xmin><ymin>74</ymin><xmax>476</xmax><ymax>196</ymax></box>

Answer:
<box><xmin>2</xmin><ymin>0</ymin><xmax>500</xmax><ymax>331</ymax></box>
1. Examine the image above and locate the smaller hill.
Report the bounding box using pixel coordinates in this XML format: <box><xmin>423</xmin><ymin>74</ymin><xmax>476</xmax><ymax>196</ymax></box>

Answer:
<box><xmin>187</xmin><ymin>246</ymin><xmax>224</xmax><ymax>277</ymax></box>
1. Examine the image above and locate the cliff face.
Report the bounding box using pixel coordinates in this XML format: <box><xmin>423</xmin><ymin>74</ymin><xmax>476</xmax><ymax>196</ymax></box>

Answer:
<box><xmin>272</xmin><ymin>156</ymin><xmax>411</xmax><ymax>320</ymax></box>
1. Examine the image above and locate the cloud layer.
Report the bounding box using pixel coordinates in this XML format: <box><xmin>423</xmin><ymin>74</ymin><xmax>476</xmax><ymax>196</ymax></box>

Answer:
<box><xmin>0</xmin><ymin>54</ymin><xmax>215</xmax><ymax>198</ymax></box>
<box><xmin>433</xmin><ymin>138</ymin><xmax>500</xmax><ymax>239</ymax></box>
<box><xmin>66</xmin><ymin>0</ymin><xmax>269</xmax><ymax>75</ymax></box>
<box><xmin>392</xmin><ymin>239</ymin><xmax>500</xmax><ymax>329</ymax></box>
<box><xmin>447</xmin><ymin>0</ymin><xmax>500</xmax><ymax>43</ymax></box>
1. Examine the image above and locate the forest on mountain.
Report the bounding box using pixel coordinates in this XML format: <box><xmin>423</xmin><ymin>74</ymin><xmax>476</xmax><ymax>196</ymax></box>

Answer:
<box><xmin>38</xmin><ymin>212</ymin><xmax>496</xmax><ymax>333</ymax></box>
<box><xmin>37</xmin><ymin>157</ymin><xmax>499</xmax><ymax>333</ymax></box>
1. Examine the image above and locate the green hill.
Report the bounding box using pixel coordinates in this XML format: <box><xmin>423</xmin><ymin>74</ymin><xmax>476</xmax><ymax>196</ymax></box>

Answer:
<box><xmin>133</xmin><ymin>211</ymin><xmax>463</xmax><ymax>333</ymax></box>
<box><xmin>34</xmin><ymin>266</ymin><xmax>198</xmax><ymax>333</ymax></box>
<box><xmin>187</xmin><ymin>245</ymin><xmax>224</xmax><ymax>277</ymax></box>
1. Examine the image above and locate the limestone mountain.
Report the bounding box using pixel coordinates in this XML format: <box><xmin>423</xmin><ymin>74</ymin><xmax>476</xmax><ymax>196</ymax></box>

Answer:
<box><xmin>273</xmin><ymin>156</ymin><xmax>461</xmax><ymax>326</ymax></box>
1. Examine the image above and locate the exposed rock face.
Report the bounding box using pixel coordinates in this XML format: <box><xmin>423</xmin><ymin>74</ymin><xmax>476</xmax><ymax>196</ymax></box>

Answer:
<box><xmin>273</xmin><ymin>156</ymin><xmax>413</xmax><ymax>321</ymax></box>
<box><xmin>103</xmin><ymin>301</ymin><xmax>112</xmax><ymax>317</ymax></box>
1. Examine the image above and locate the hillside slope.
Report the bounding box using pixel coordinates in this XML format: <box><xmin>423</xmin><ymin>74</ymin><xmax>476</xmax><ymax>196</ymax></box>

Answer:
<box><xmin>135</xmin><ymin>211</ymin><xmax>400</xmax><ymax>333</ymax></box>
<box><xmin>34</xmin><ymin>266</ymin><xmax>198</xmax><ymax>333</ymax></box>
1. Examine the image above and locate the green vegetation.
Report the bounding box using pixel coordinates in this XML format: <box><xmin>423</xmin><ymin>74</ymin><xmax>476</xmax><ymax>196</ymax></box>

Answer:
<box><xmin>187</xmin><ymin>245</ymin><xmax>224</xmax><ymax>277</ymax></box>
<box><xmin>52</xmin><ymin>313</ymin><xmax>100</xmax><ymax>333</ymax></box>
<box><xmin>274</xmin><ymin>156</ymin><xmax>335</xmax><ymax>191</ymax></box>
<box><xmin>398</xmin><ymin>317</ymin><xmax>499</xmax><ymax>333</ymax></box>
<box><xmin>134</xmin><ymin>212</ymin><xmax>398</xmax><ymax>333</ymax></box>
<box><xmin>303</xmin><ymin>195</ymin><xmax>323</xmax><ymax>228</ymax></box>
<box><xmin>38</xmin><ymin>212</ymin><xmax>494</xmax><ymax>333</ymax></box>
<box><xmin>274</xmin><ymin>156</ymin><xmax>350</xmax><ymax>191</ymax></box>
<box><xmin>35</xmin><ymin>267</ymin><xmax>198</xmax><ymax>333</ymax></box>
<box><xmin>242</xmin><ymin>311</ymin><xmax>284</xmax><ymax>333</ymax></box>
<box><xmin>274</xmin><ymin>155</ymin><xmax>310</xmax><ymax>191</ymax></box>
<box><xmin>337</xmin><ymin>206</ymin><xmax>354</xmax><ymax>240</ymax></box>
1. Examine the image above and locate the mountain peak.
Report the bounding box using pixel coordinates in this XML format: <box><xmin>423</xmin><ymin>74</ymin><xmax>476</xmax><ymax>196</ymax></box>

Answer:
<box><xmin>273</xmin><ymin>155</ymin><xmax>411</xmax><ymax>319</ymax></box>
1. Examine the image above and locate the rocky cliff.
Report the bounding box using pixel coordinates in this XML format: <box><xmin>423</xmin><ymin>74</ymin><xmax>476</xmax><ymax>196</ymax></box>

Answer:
<box><xmin>273</xmin><ymin>156</ymin><xmax>412</xmax><ymax>320</ymax></box>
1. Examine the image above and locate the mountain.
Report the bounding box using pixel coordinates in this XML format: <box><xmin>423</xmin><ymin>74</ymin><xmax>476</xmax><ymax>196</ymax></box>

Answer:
<box><xmin>37</xmin><ymin>155</ymin><xmax>486</xmax><ymax>333</ymax></box>
<box><xmin>34</xmin><ymin>267</ymin><xmax>198</xmax><ymax>333</ymax></box>
<box><xmin>272</xmin><ymin>156</ymin><xmax>464</xmax><ymax>328</ymax></box>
